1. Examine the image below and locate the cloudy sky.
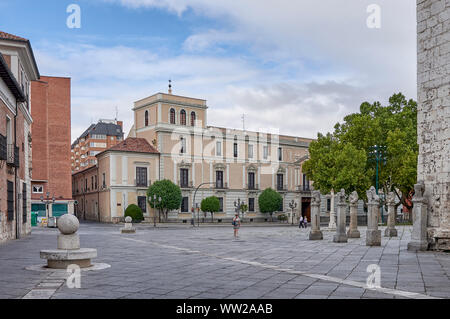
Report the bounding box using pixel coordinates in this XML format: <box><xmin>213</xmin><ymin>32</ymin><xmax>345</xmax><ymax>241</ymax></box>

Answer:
<box><xmin>0</xmin><ymin>0</ymin><xmax>417</xmax><ymax>141</ymax></box>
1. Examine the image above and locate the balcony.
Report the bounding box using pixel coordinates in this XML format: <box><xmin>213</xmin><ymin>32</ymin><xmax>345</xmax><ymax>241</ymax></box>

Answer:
<box><xmin>179</xmin><ymin>181</ymin><xmax>193</xmax><ymax>189</ymax></box>
<box><xmin>215</xmin><ymin>182</ymin><xmax>228</xmax><ymax>190</ymax></box>
<box><xmin>135</xmin><ymin>179</ymin><xmax>150</xmax><ymax>188</ymax></box>
<box><xmin>277</xmin><ymin>184</ymin><xmax>287</xmax><ymax>192</ymax></box>
<box><xmin>6</xmin><ymin>144</ymin><xmax>19</xmax><ymax>167</ymax></box>
<box><xmin>247</xmin><ymin>183</ymin><xmax>259</xmax><ymax>191</ymax></box>
<box><xmin>297</xmin><ymin>184</ymin><xmax>312</xmax><ymax>192</ymax></box>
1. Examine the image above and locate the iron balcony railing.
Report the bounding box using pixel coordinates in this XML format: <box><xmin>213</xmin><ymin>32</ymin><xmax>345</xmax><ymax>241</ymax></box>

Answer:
<box><xmin>6</xmin><ymin>144</ymin><xmax>19</xmax><ymax>167</ymax></box>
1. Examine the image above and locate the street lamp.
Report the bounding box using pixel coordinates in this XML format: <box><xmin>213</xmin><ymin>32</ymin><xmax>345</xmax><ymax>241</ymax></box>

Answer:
<box><xmin>151</xmin><ymin>194</ymin><xmax>162</xmax><ymax>227</ymax></box>
<box><xmin>192</xmin><ymin>182</ymin><xmax>215</xmax><ymax>227</ymax></box>
<box><xmin>289</xmin><ymin>199</ymin><xmax>297</xmax><ymax>225</ymax></box>
<box><xmin>40</xmin><ymin>192</ymin><xmax>55</xmax><ymax>226</ymax></box>
<box><xmin>234</xmin><ymin>198</ymin><xmax>245</xmax><ymax>217</ymax></box>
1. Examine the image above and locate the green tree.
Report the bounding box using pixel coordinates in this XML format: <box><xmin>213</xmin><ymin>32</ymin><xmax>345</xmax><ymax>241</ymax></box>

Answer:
<box><xmin>147</xmin><ymin>180</ymin><xmax>182</xmax><ymax>222</ymax></box>
<box><xmin>124</xmin><ymin>204</ymin><xmax>144</xmax><ymax>222</ymax></box>
<box><xmin>305</xmin><ymin>93</ymin><xmax>417</xmax><ymax>210</ymax></box>
<box><xmin>201</xmin><ymin>196</ymin><xmax>220</xmax><ymax>223</ymax></box>
<box><xmin>258</xmin><ymin>188</ymin><xmax>282</xmax><ymax>222</ymax></box>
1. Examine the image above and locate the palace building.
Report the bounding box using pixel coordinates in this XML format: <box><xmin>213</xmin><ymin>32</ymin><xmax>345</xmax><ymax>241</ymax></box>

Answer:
<box><xmin>72</xmin><ymin>88</ymin><xmax>316</xmax><ymax>223</ymax></box>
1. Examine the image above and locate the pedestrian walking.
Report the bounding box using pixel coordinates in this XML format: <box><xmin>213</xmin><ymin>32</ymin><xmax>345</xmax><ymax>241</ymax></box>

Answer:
<box><xmin>232</xmin><ymin>213</ymin><xmax>241</xmax><ymax>238</ymax></box>
<box><xmin>299</xmin><ymin>216</ymin><xmax>304</xmax><ymax>228</ymax></box>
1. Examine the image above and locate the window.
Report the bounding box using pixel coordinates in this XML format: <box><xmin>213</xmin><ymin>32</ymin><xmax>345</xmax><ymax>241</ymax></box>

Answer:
<box><xmin>22</xmin><ymin>182</ymin><xmax>27</xmax><ymax>224</ymax></box>
<box><xmin>33</xmin><ymin>185</ymin><xmax>43</xmax><ymax>193</ymax></box>
<box><xmin>277</xmin><ymin>174</ymin><xmax>284</xmax><ymax>191</ymax></box>
<box><xmin>248</xmin><ymin>144</ymin><xmax>253</xmax><ymax>159</ymax></box>
<box><xmin>216</xmin><ymin>141</ymin><xmax>222</xmax><ymax>156</ymax></box>
<box><xmin>278</xmin><ymin>147</ymin><xmax>282</xmax><ymax>161</ymax></box>
<box><xmin>138</xmin><ymin>196</ymin><xmax>147</xmax><ymax>213</ymax></box>
<box><xmin>303</xmin><ymin>174</ymin><xmax>310</xmax><ymax>191</ymax></box>
<box><xmin>95</xmin><ymin>175</ymin><xmax>98</xmax><ymax>189</ymax></box>
<box><xmin>327</xmin><ymin>198</ymin><xmax>331</xmax><ymax>211</ymax></box>
<box><xmin>180</xmin><ymin>168</ymin><xmax>189</xmax><ymax>188</ymax></box>
<box><xmin>234</xmin><ymin>143</ymin><xmax>238</xmax><ymax>158</ymax></box>
<box><xmin>279</xmin><ymin>199</ymin><xmax>283</xmax><ymax>212</ymax></box>
<box><xmin>190</xmin><ymin>112</ymin><xmax>196</xmax><ymax>126</ymax></box>
<box><xmin>90</xmin><ymin>151</ymin><xmax>100</xmax><ymax>156</ymax></box>
<box><xmin>170</xmin><ymin>108</ymin><xmax>176</xmax><ymax>124</ymax></box>
<box><xmin>90</xmin><ymin>142</ymin><xmax>106</xmax><ymax>148</ymax></box>
<box><xmin>249</xmin><ymin>198</ymin><xmax>255</xmax><ymax>212</ymax></box>
<box><xmin>181</xmin><ymin>197</ymin><xmax>189</xmax><ymax>212</ymax></box>
<box><xmin>180</xmin><ymin>137</ymin><xmax>186</xmax><ymax>154</ymax></box>
<box><xmin>248</xmin><ymin>172</ymin><xmax>255</xmax><ymax>189</ymax></box>
<box><xmin>7</xmin><ymin>181</ymin><xmax>14</xmax><ymax>221</ymax></box>
<box><xmin>263</xmin><ymin>146</ymin><xmax>268</xmax><ymax>160</ymax></box>
<box><xmin>102</xmin><ymin>173</ymin><xmax>106</xmax><ymax>188</ymax></box>
<box><xmin>91</xmin><ymin>176</ymin><xmax>94</xmax><ymax>190</ymax></box>
<box><xmin>218</xmin><ymin>197</ymin><xmax>224</xmax><ymax>212</ymax></box>
<box><xmin>180</xmin><ymin>110</ymin><xmax>186</xmax><ymax>125</ymax></box>
<box><xmin>216</xmin><ymin>171</ymin><xmax>224</xmax><ymax>189</ymax></box>
<box><xmin>91</xmin><ymin>134</ymin><xmax>106</xmax><ymax>140</ymax></box>
<box><xmin>145</xmin><ymin>110</ymin><xmax>149</xmax><ymax>126</ymax></box>
<box><xmin>136</xmin><ymin>167</ymin><xmax>148</xmax><ymax>187</ymax></box>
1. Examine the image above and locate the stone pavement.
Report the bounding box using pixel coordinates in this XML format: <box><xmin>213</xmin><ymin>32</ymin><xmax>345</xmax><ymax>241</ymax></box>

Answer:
<box><xmin>0</xmin><ymin>222</ymin><xmax>449</xmax><ymax>299</ymax></box>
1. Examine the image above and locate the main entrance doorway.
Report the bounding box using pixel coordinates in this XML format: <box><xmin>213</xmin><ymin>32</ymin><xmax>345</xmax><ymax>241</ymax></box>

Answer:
<box><xmin>301</xmin><ymin>198</ymin><xmax>311</xmax><ymax>223</ymax></box>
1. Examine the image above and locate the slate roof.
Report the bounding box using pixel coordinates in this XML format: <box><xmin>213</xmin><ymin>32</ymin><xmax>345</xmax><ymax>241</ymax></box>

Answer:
<box><xmin>72</xmin><ymin>121</ymin><xmax>124</xmax><ymax>148</ymax></box>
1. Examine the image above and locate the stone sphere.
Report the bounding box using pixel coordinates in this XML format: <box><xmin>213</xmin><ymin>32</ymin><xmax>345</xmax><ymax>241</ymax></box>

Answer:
<box><xmin>125</xmin><ymin>216</ymin><xmax>132</xmax><ymax>223</ymax></box>
<box><xmin>57</xmin><ymin>214</ymin><xmax>80</xmax><ymax>235</ymax></box>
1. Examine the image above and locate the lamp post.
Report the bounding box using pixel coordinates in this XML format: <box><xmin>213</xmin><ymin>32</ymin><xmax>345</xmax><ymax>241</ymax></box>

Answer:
<box><xmin>40</xmin><ymin>192</ymin><xmax>55</xmax><ymax>225</ymax></box>
<box><xmin>368</xmin><ymin>145</ymin><xmax>387</xmax><ymax>223</ymax></box>
<box><xmin>192</xmin><ymin>182</ymin><xmax>215</xmax><ymax>227</ymax></box>
<box><xmin>150</xmin><ymin>194</ymin><xmax>162</xmax><ymax>228</ymax></box>
<box><xmin>289</xmin><ymin>199</ymin><xmax>297</xmax><ymax>225</ymax></box>
<box><xmin>234</xmin><ymin>198</ymin><xmax>245</xmax><ymax>217</ymax></box>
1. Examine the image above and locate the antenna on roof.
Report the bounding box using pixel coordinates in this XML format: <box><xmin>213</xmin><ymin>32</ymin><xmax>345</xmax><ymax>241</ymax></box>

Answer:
<box><xmin>168</xmin><ymin>79</ymin><xmax>172</xmax><ymax>94</ymax></box>
<box><xmin>115</xmin><ymin>106</ymin><xmax>118</xmax><ymax>121</ymax></box>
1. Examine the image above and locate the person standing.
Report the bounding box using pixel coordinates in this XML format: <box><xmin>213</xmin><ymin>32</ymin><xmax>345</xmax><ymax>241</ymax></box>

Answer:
<box><xmin>233</xmin><ymin>213</ymin><xmax>241</xmax><ymax>238</ymax></box>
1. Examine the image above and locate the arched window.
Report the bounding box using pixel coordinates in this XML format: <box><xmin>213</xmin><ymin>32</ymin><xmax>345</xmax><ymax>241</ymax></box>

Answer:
<box><xmin>190</xmin><ymin>112</ymin><xmax>196</xmax><ymax>126</ymax></box>
<box><xmin>180</xmin><ymin>110</ymin><xmax>187</xmax><ymax>126</ymax></box>
<box><xmin>145</xmin><ymin>110</ymin><xmax>149</xmax><ymax>127</ymax></box>
<box><xmin>170</xmin><ymin>108</ymin><xmax>176</xmax><ymax>124</ymax></box>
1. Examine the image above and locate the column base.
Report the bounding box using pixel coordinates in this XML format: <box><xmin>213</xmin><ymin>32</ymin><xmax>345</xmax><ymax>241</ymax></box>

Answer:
<box><xmin>333</xmin><ymin>233</ymin><xmax>348</xmax><ymax>243</ymax></box>
<box><xmin>309</xmin><ymin>230</ymin><xmax>323</xmax><ymax>240</ymax></box>
<box><xmin>366</xmin><ymin>230</ymin><xmax>381</xmax><ymax>246</ymax></box>
<box><xmin>347</xmin><ymin>229</ymin><xmax>360</xmax><ymax>238</ymax></box>
<box><xmin>384</xmin><ymin>228</ymin><xmax>397</xmax><ymax>237</ymax></box>
<box><xmin>407</xmin><ymin>241</ymin><xmax>428</xmax><ymax>251</ymax></box>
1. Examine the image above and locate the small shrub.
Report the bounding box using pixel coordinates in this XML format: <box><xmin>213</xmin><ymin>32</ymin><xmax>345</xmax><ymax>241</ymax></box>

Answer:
<box><xmin>277</xmin><ymin>214</ymin><xmax>288</xmax><ymax>221</ymax></box>
<box><xmin>125</xmin><ymin>204</ymin><xmax>144</xmax><ymax>222</ymax></box>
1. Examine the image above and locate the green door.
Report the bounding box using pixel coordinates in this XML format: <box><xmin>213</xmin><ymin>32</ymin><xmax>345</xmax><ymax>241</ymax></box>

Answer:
<box><xmin>52</xmin><ymin>204</ymin><xmax>68</xmax><ymax>217</ymax></box>
<box><xmin>31</xmin><ymin>204</ymin><xmax>47</xmax><ymax>217</ymax></box>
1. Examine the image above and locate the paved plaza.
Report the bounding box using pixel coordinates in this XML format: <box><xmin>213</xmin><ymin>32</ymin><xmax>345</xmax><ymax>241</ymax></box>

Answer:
<box><xmin>0</xmin><ymin>222</ymin><xmax>449</xmax><ymax>299</ymax></box>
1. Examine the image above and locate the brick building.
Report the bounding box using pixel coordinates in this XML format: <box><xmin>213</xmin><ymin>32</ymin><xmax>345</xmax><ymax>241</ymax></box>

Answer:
<box><xmin>0</xmin><ymin>31</ymin><xmax>39</xmax><ymax>243</ymax></box>
<box><xmin>71</xmin><ymin>119</ymin><xmax>124</xmax><ymax>173</ymax></box>
<box><xmin>30</xmin><ymin>76</ymin><xmax>74</xmax><ymax>219</ymax></box>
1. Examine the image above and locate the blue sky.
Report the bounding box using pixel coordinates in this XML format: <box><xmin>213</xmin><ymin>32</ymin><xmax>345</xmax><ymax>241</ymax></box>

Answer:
<box><xmin>0</xmin><ymin>0</ymin><xmax>417</xmax><ymax>141</ymax></box>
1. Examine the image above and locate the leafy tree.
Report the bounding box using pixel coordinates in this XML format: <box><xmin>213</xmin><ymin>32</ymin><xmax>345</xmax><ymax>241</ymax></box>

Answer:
<box><xmin>201</xmin><ymin>196</ymin><xmax>220</xmax><ymax>223</ymax></box>
<box><xmin>124</xmin><ymin>204</ymin><xmax>144</xmax><ymax>222</ymax></box>
<box><xmin>147</xmin><ymin>180</ymin><xmax>182</xmax><ymax>222</ymax></box>
<box><xmin>258</xmin><ymin>188</ymin><xmax>282</xmax><ymax>221</ymax></box>
<box><xmin>304</xmin><ymin>93</ymin><xmax>417</xmax><ymax>210</ymax></box>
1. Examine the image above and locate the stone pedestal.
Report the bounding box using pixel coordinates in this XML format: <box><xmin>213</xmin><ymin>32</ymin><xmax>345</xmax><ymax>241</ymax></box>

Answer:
<box><xmin>309</xmin><ymin>191</ymin><xmax>323</xmax><ymax>240</ymax></box>
<box><xmin>40</xmin><ymin>214</ymin><xmax>98</xmax><ymax>269</ymax></box>
<box><xmin>384</xmin><ymin>192</ymin><xmax>397</xmax><ymax>237</ymax></box>
<box><xmin>333</xmin><ymin>189</ymin><xmax>348</xmax><ymax>243</ymax></box>
<box><xmin>408</xmin><ymin>181</ymin><xmax>428</xmax><ymax>251</ymax></box>
<box><xmin>121</xmin><ymin>216</ymin><xmax>136</xmax><ymax>234</ymax></box>
<box><xmin>366</xmin><ymin>187</ymin><xmax>381</xmax><ymax>246</ymax></box>
<box><xmin>327</xmin><ymin>190</ymin><xmax>336</xmax><ymax>231</ymax></box>
<box><xmin>347</xmin><ymin>191</ymin><xmax>360</xmax><ymax>238</ymax></box>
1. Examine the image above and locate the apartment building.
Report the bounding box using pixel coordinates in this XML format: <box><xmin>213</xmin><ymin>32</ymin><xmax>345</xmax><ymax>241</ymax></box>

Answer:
<box><xmin>0</xmin><ymin>31</ymin><xmax>39</xmax><ymax>242</ymax></box>
<box><xmin>30</xmin><ymin>76</ymin><xmax>74</xmax><ymax>219</ymax></box>
<box><xmin>71</xmin><ymin>120</ymin><xmax>124</xmax><ymax>172</ymax></box>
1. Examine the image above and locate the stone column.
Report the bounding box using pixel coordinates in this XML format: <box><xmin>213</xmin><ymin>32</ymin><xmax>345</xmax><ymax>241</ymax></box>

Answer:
<box><xmin>366</xmin><ymin>186</ymin><xmax>381</xmax><ymax>246</ymax></box>
<box><xmin>408</xmin><ymin>181</ymin><xmax>428</xmax><ymax>251</ymax></box>
<box><xmin>333</xmin><ymin>189</ymin><xmax>348</xmax><ymax>243</ymax></box>
<box><xmin>347</xmin><ymin>191</ymin><xmax>360</xmax><ymax>238</ymax></box>
<box><xmin>384</xmin><ymin>192</ymin><xmax>397</xmax><ymax>237</ymax></box>
<box><xmin>309</xmin><ymin>191</ymin><xmax>323</xmax><ymax>240</ymax></box>
<box><xmin>328</xmin><ymin>190</ymin><xmax>336</xmax><ymax>230</ymax></box>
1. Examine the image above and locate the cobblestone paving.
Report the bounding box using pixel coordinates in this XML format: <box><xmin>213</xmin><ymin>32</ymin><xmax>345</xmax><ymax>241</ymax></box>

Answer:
<box><xmin>0</xmin><ymin>223</ymin><xmax>449</xmax><ymax>299</ymax></box>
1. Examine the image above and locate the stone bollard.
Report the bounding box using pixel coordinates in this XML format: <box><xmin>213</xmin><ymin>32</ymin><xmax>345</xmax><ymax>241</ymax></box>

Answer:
<box><xmin>407</xmin><ymin>181</ymin><xmax>428</xmax><ymax>251</ymax></box>
<box><xmin>347</xmin><ymin>191</ymin><xmax>360</xmax><ymax>238</ymax></box>
<box><xmin>333</xmin><ymin>189</ymin><xmax>348</xmax><ymax>243</ymax></box>
<box><xmin>384</xmin><ymin>192</ymin><xmax>398</xmax><ymax>237</ymax></box>
<box><xmin>309</xmin><ymin>191</ymin><xmax>323</xmax><ymax>240</ymax></box>
<box><xmin>121</xmin><ymin>216</ymin><xmax>136</xmax><ymax>234</ymax></box>
<box><xmin>327</xmin><ymin>190</ymin><xmax>337</xmax><ymax>231</ymax></box>
<box><xmin>366</xmin><ymin>186</ymin><xmax>381</xmax><ymax>246</ymax></box>
<box><xmin>40</xmin><ymin>214</ymin><xmax>97</xmax><ymax>269</ymax></box>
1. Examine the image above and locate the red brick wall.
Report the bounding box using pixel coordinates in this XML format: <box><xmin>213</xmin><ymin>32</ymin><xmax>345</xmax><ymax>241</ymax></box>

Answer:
<box><xmin>31</xmin><ymin>76</ymin><xmax>72</xmax><ymax>200</ymax></box>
